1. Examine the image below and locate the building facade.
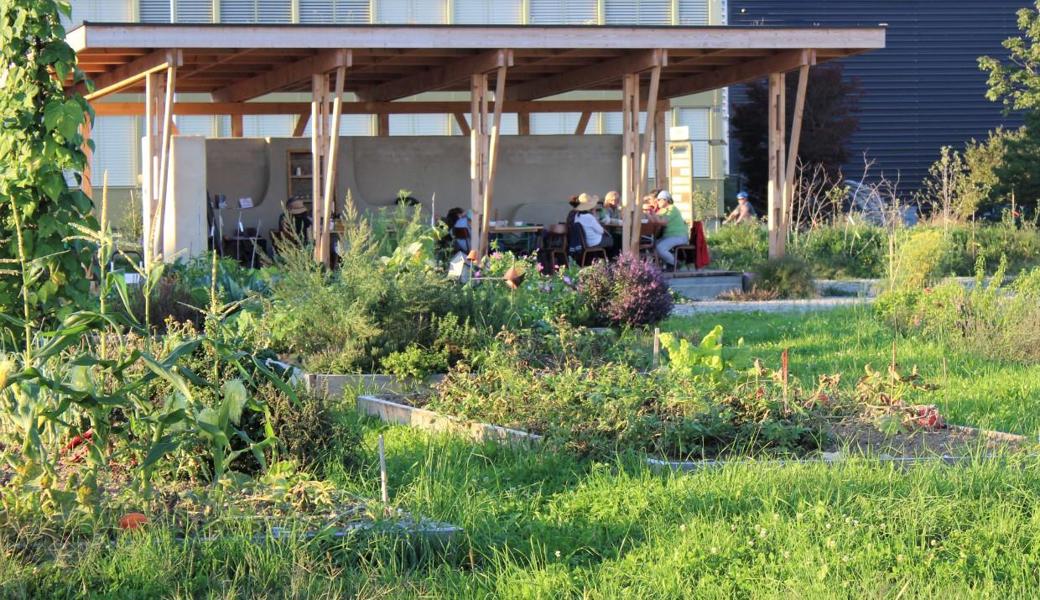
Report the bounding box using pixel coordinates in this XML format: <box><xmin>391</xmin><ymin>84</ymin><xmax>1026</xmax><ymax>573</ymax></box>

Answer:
<box><xmin>67</xmin><ymin>0</ymin><xmax>730</xmax><ymax>199</ymax></box>
<box><xmin>729</xmin><ymin>0</ymin><xmax>1030</xmax><ymax>189</ymax></box>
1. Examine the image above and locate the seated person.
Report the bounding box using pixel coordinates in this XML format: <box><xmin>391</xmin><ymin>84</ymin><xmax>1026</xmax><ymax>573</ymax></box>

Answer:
<box><xmin>598</xmin><ymin>191</ymin><xmax>621</xmax><ymax>224</ymax></box>
<box><xmin>723</xmin><ymin>191</ymin><xmax>757</xmax><ymax>224</ymax></box>
<box><xmin>277</xmin><ymin>197</ymin><xmax>312</xmax><ymax>243</ymax></box>
<box><xmin>647</xmin><ymin>190</ymin><xmax>688</xmax><ymax>268</ymax></box>
<box><xmin>573</xmin><ymin>193</ymin><xmax>613</xmax><ymax>251</ymax></box>
<box><xmin>444</xmin><ymin>207</ymin><xmax>470</xmax><ymax>253</ymax></box>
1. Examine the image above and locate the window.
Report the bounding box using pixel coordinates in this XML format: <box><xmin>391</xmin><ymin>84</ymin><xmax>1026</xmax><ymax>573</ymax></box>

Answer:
<box><xmin>242</xmin><ymin>115</ymin><xmax>294</xmax><ymax>137</ymax></box>
<box><xmin>528</xmin><ymin>0</ymin><xmax>597</xmax><ymax>25</ymax></box>
<box><xmin>375</xmin><ymin>0</ymin><xmax>447</xmax><ymax>24</ymax></box>
<box><xmin>603</xmin><ymin>0</ymin><xmax>671</xmax><ymax>25</ymax></box>
<box><xmin>65</xmin><ymin>0</ymin><xmax>133</xmax><ymax>27</ymax></box>
<box><xmin>175</xmin><ymin>0</ymin><xmax>213</xmax><ymax>23</ymax></box>
<box><xmin>220</xmin><ymin>0</ymin><xmax>292</xmax><ymax>23</ymax></box>
<box><xmin>677</xmin><ymin>0</ymin><xmax>709</xmax><ymax>26</ymax></box>
<box><xmin>138</xmin><ymin>0</ymin><xmax>171</xmax><ymax>22</ymax></box>
<box><xmin>601</xmin><ymin>111</ymin><xmax>656</xmax><ymax>178</ymax></box>
<box><xmin>676</xmin><ymin>108</ymin><xmax>710</xmax><ymax>178</ymax></box>
<box><xmin>389</xmin><ymin>114</ymin><xmax>451</xmax><ymax>136</ymax></box>
<box><xmin>530</xmin><ymin>112</ymin><xmax>581</xmax><ymax>135</ymax></box>
<box><xmin>453</xmin><ymin>0</ymin><xmax>522</xmax><ymax>25</ymax></box>
<box><xmin>91</xmin><ymin>116</ymin><xmax>137</xmax><ymax>187</ymax></box>
<box><xmin>299</xmin><ymin>0</ymin><xmax>371</xmax><ymax>24</ymax></box>
<box><xmin>174</xmin><ymin>115</ymin><xmax>216</xmax><ymax>137</ymax></box>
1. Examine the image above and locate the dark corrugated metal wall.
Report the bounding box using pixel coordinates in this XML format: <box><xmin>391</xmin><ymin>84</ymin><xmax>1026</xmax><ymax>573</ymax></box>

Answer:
<box><xmin>729</xmin><ymin>0</ymin><xmax>1030</xmax><ymax>189</ymax></box>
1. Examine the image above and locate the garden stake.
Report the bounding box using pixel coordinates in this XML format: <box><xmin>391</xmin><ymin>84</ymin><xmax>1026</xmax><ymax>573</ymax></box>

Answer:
<box><xmin>378</xmin><ymin>434</ymin><xmax>389</xmax><ymax>510</ymax></box>
<box><xmin>652</xmin><ymin>328</ymin><xmax>660</xmax><ymax>368</ymax></box>
<box><xmin>781</xmin><ymin>348</ymin><xmax>790</xmax><ymax>410</ymax></box>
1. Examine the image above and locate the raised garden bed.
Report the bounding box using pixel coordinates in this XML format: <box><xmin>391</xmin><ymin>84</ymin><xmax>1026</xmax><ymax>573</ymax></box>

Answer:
<box><xmin>356</xmin><ymin>395</ymin><xmax>1030</xmax><ymax>469</ymax></box>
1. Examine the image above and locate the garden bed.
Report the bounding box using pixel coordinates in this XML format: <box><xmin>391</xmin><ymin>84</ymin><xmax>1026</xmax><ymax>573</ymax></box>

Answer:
<box><xmin>357</xmin><ymin>395</ymin><xmax>1029</xmax><ymax>467</ymax></box>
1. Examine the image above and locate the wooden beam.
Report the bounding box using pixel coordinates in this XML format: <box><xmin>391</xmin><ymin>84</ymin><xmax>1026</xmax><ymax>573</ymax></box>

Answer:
<box><xmin>79</xmin><ymin>49</ymin><xmax>182</xmax><ymax>101</ymax></box>
<box><xmin>767</xmin><ymin>72</ymin><xmax>787</xmax><ymax>259</ymax></box>
<box><xmin>574</xmin><ymin>112</ymin><xmax>591</xmax><ymax>135</ymax></box>
<box><xmin>453</xmin><ymin>112</ymin><xmax>470</xmax><ymax>136</ymax></box>
<box><xmin>292</xmin><ymin>113</ymin><xmax>309</xmax><ymax>137</ymax></box>
<box><xmin>620</xmin><ymin>72</ymin><xmax>641</xmax><ymax>255</ymax></box>
<box><xmin>482</xmin><ymin>65</ymin><xmax>508</xmax><ymax>257</ymax></box>
<box><xmin>639</xmin><ymin>64</ymin><xmax>662</xmax><ymax>194</ymax></box>
<box><xmin>517</xmin><ymin>112</ymin><xmax>530</xmax><ymax>135</ymax></box>
<box><xmin>213</xmin><ymin>49</ymin><xmax>351</xmax><ymax>103</ymax></box>
<box><xmin>507</xmin><ymin>49</ymin><xmax>666</xmax><ymax>101</ymax></box>
<box><xmin>230</xmin><ymin>114</ymin><xmax>244</xmax><ymax>137</ymax></box>
<box><xmin>92</xmin><ymin>99</ymin><xmax>668</xmax><ymax>116</ymax></box>
<box><xmin>358</xmin><ymin>49</ymin><xmax>512</xmax><ymax>102</ymax></box>
<box><xmin>80</xmin><ymin>114</ymin><xmax>92</xmax><ymax>198</ymax></box>
<box><xmin>318</xmin><ymin>66</ymin><xmax>345</xmax><ymax>266</ymax></box>
<box><xmin>470</xmin><ymin>73</ymin><xmax>488</xmax><ymax>257</ymax></box>
<box><xmin>659</xmin><ymin>49</ymin><xmax>815</xmax><ymax>99</ymax></box>
<box><xmin>178</xmin><ymin>48</ymin><xmax>256</xmax><ymax>82</ymax></box>
<box><xmin>311</xmin><ymin>74</ymin><xmax>326</xmax><ymax>256</ymax></box>
<box><xmin>377</xmin><ymin>113</ymin><xmax>390</xmax><ymax>136</ymax></box>
<box><xmin>151</xmin><ymin>66</ymin><xmax>176</xmax><ymax>263</ymax></box>
<box><xmin>653</xmin><ymin>108</ymin><xmax>668</xmax><ymax>191</ymax></box>
<box><xmin>785</xmin><ymin>64</ymin><xmax>810</xmax><ymax>236</ymax></box>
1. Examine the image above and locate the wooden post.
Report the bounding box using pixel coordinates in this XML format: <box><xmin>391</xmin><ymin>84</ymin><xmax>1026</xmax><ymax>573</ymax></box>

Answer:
<box><xmin>653</xmin><ymin>106</ymin><xmax>668</xmax><ymax>192</ymax></box>
<box><xmin>317</xmin><ymin>66</ymin><xmax>345</xmax><ymax>267</ymax></box>
<box><xmin>620</xmin><ymin>72</ymin><xmax>641</xmax><ymax>255</ymax></box>
<box><xmin>230</xmin><ymin>114</ymin><xmax>244</xmax><ymax>137</ymax></box>
<box><xmin>469</xmin><ymin>73</ymin><xmax>488</xmax><ymax>257</ymax></box>
<box><xmin>311</xmin><ymin>73</ymin><xmax>326</xmax><ymax>258</ymax></box>
<box><xmin>150</xmin><ymin>65</ymin><xmax>176</xmax><ymax>262</ymax></box>
<box><xmin>377</xmin><ymin>113</ymin><xmax>390</xmax><ymax>137</ymax></box>
<box><xmin>767</xmin><ymin>72</ymin><xmax>787</xmax><ymax>259</ymax></box>
<box><xmin>518</xmin><ymin>112</ymin><xmax>530</xmax><ymax>135</ymax></box>
<box><xmin>80</xmin><ymin>114</ymin><xmax>93</xmax><ymax>199</ymax></box>
<box><xmin>639</xmin><ymin>64</ymin><xmax>662</xmax><ymax>195</ymax></box>
<box><xmin>482</xmin><ymin>65</ymin><xmax>508</xmax><ymax>258</ymax></box>
<box><xmin>785</xmin><ymin>64</ymin><xmax>810</xmax><ymax>235</ymax></box>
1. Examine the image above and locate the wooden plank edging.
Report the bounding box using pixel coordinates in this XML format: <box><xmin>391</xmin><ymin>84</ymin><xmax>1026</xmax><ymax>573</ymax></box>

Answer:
<box><xmin>356</xmin><ymin>395</ymin><xmax>542</xmax><ymax>446</ymax></box>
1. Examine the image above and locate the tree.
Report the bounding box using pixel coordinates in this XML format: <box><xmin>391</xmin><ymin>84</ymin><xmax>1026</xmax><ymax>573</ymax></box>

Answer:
<box><xmin>730</xmin><ymin>63</ymin><xmax>861</xmax><ymax>209</ymax></box>
<box><xmin>979</xmin><ymin>1</ymin><xmax>1040</xmax><ymax>211</ymax></box>
<box><xmin>0</xmin><ymin>1</ymin><xmax>97</xmax><ymax>346</ymax></box>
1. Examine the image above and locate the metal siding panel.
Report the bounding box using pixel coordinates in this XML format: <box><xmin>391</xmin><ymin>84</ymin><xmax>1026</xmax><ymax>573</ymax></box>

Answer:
<box><xmin>728</xmin><ymin>0</ymin><xmax>1029</xmax><ymax>188</ymax></box>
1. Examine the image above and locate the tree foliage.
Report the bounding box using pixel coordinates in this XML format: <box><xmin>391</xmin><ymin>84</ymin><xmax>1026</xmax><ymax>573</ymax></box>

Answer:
<box><xmin>0</xmin><ymin>0</ymin><xmax>97</xmax><ymax>344</ymax></box>
<box><xmin>730</xmin><ymin>63</ymin><xmax>861</xmax><ymax>207</ymax></box>
<box><xmin>979</xmin><ymin>2</ymin><xmax>1040</xmax><ymax>211</ymax></box>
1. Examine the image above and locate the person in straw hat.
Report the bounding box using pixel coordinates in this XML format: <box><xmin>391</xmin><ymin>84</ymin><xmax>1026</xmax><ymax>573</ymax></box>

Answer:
<box><xmin>573</xmin><ymin>192</ymin><xmax>614</xmax><ymax>252</ymax></box>
<box><xmin>278</xmin><ymin>196</ymin><xmax>312</xmax><ymax>243</ymax></box>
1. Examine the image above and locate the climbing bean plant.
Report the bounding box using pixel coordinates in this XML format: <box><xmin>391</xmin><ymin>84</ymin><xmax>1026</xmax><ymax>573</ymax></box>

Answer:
<box><xmin>0</xmin><ymin>0</ymin><xmax>97</xmax><ymax>346</ymax></box>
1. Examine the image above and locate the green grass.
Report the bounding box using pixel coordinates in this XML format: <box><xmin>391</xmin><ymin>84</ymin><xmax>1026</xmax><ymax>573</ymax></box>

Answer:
<box><xmin>4</xmin><ymin>308</ymin><xmax>1040</xmax><ymax>598</ymax></box>
<box><xmin>662</xmin><ymin>306</ymin><xmax>1040</xmax><ymax>435</ymax></box>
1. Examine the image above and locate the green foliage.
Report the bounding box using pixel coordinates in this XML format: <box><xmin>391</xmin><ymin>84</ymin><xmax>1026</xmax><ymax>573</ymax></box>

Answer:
<box><xmin>980</xmin><ymin>2</ymin><xmax>1040</xmax><ymax>112</ymax></box>
<box><xmin>659</xmin><ymin>325</ymin><xmax>747</xmax><ymax>387</ymax></box>
<box><xmin>0</xmin><ymin>0</ymin><xmax>98</xmax><ymax>344</ymax></box>
<box><xmin>261</xmin><ymin>383</ymin><xmax>364</xmax><ymax>476</ymax></box>
<box><xmin>707</xmin><ymin>224</ymin><xmax>768</xmax><ymax>271</ymax></box>
<box><xmin>753</xmin><ymin>256</ymin><xmax>817</xmax><ymax>299</ymax></box>
<box><xmin>790</xmin><ymin>223</ymin><xmax>886</xmax><ymax>279</ymax></box>
<box><xmin>888</xmin><ymin>228</ymin><xmax>958</xmax><ymax>290</ymax></box>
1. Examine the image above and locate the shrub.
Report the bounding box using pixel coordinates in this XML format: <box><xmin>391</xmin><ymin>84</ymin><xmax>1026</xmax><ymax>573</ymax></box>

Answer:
<box><xmin>752</xmin><ymin>256</ymin><xmax>817</xmax><ymax>299</ymax></box>
<box><xmin>888</xmin><ymin>228</ymin><xmax>958</xmax><ymax>289</ymax></box>
<box><xmin>707</xmin><ymin>224</ymin><xmax>768</xmax><ymax>271</ymax></box>
<box><xmin>578</xmin><ymin>254</ymin><xmax>673</xmax><ymax>327</ymax></box>
<box><xmin>791</xmin><ymin>223</ymin><xmax>887</xmax><ymax>279</ymax></box>
<box><xmin>261</xmin><ymin>383</ymin><xmax>365</xmax><ymax>476</ymax></box>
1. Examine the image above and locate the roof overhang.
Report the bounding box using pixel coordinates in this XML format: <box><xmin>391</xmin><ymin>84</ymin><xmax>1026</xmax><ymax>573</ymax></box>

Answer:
<box><xmin>66</xmin><ymin>23</ymin><xmax>885</xmax><ymax>104</ymax></box>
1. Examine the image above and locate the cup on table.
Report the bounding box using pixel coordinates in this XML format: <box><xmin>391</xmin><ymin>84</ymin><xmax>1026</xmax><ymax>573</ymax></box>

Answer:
<box><xmin>514</xmin><ymin>221</ymin><xmax>525</xmax><ymax>227</ymax></box>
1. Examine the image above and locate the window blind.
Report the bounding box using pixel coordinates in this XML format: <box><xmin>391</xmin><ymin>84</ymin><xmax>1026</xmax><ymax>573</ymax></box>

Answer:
<box><xmin>138</xmin><ymin>0</ymin><xmax>171</xmax><ymax>23</ymax></box>
<box><xmin>299</xmin><ymin>0</ymin><xmax>371</xmax><ymax>23</ymax></box>
<box><xmin>174</xmin><ymin>0</ymin><xmax>213</xmax><ymax>23</ymax></box>
<box><xmin>603</xmin><ymin>0</ymin><xmax>671</xmax><ymax>25</ymax></box>
<box><xmin>374</xmin><ymin>0</ymin><xmax>447</xmax><ymax>24</ymax></box>
<box><xmin>528</xmin><ymin>0</ymin><xmax>598</xmax><ymax>25</ymax></box>
<box><xmin>453</xmin><ymin>0</ymin><xmax>522</xmax><ymax>25</ymax></box>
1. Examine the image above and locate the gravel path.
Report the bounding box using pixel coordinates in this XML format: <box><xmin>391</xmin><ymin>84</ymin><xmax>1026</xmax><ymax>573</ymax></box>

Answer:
<box><xmin>672</xmin><ymin>297</ymin><xmax>873</xmax><ymax>315</ymax></box>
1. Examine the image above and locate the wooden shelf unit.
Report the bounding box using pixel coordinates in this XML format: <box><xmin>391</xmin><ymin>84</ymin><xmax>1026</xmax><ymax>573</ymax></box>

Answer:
<box><xmin>287</xmin><ymin>150</ymin><xmax>314</xmax><ymax>205</ymax></box>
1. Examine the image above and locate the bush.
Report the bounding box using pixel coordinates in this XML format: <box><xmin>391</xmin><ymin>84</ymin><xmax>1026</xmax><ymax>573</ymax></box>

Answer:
<box><xmin>752</xmin><ymin>256</ymin><xmax>817</xmax><ymax>299</ymax></box>
<box><xmin>578</xmin><ymin>254</ymin><xmax>673</xmax><ymax>327</ymax></box>
<box><xmin>707</xmin><ymin>224</ymin><xmax>768</xmax><ymax>271</ymax></box>
<box><xmin>889</xmin><ymin>228</ymin><xmax>959</xmax><ymax>289</ymax></box>
<box><xmin>791</xmin><ymin>223</ymin><xmax>887</xmax><ymax>279</ymax></box>
<box><xmin>261</xmin><ymin>383</ymin><xmax>365</xmax><ymax>476</ymax></box>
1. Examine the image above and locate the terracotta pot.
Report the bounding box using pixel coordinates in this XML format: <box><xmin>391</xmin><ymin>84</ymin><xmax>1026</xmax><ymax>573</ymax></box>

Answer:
<box><xmin>119</xmin><ymin>512</ymin><xmax>149</xmax><ymax>530</ymax></box>
<box><xmin>504</xmin><ymin>267</ymin><xmax>525</xmax><ymax>290</ymax></box>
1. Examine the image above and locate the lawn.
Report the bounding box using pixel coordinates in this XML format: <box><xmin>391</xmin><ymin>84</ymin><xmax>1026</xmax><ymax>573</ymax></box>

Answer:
<box><xmin>4</xmin><ymin>308</ymin><xmax>1040</xmax><ymax>598</ymax></box>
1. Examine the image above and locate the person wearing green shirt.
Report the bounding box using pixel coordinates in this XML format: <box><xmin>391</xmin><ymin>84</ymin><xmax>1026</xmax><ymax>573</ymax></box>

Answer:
<box><xmin>649</xmin><ymin>190</ymin><xmax>689</xmax><ymax>268</ymax></box>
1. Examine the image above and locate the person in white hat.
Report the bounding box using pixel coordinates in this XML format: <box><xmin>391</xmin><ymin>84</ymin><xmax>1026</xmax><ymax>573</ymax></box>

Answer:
<box><xmin>648</xmin><ymin>190</ymin><xmax>688</xmax><ymax>267</ymax></box>
<box><xmin>573</xmin><ymin>192</ymin><xmax>613</xmax><ymax>251</ymax></box>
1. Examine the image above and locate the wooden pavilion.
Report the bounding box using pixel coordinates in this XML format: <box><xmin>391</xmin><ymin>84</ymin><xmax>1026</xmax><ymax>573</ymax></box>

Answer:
<box><xmin>64</xmin><ymin>23</ymin><xmax>885</xmax><ymax>265</ymax></box>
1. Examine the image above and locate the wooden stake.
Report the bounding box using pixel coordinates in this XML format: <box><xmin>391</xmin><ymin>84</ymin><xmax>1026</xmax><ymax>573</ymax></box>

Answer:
<box><xmin>378</xmin><ymin>434</ymin><xmax>389</xmax><ymax>507</ymax></box>
<box><xmin>652</xmin><ymin>327</ymin><xmax>660</xmax><ymax>368</ymax></box>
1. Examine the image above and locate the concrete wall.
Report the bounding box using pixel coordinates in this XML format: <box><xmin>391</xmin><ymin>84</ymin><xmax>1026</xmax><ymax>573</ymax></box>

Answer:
<box><xmin>164</xmin><ymin>136</ymin><xmax>208</xmax><ymax>260</ymax></box>
<box><xmin>205</xmin><ymin>135</ymin><xmax>623</xmax><ymax>239</ymax></box>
